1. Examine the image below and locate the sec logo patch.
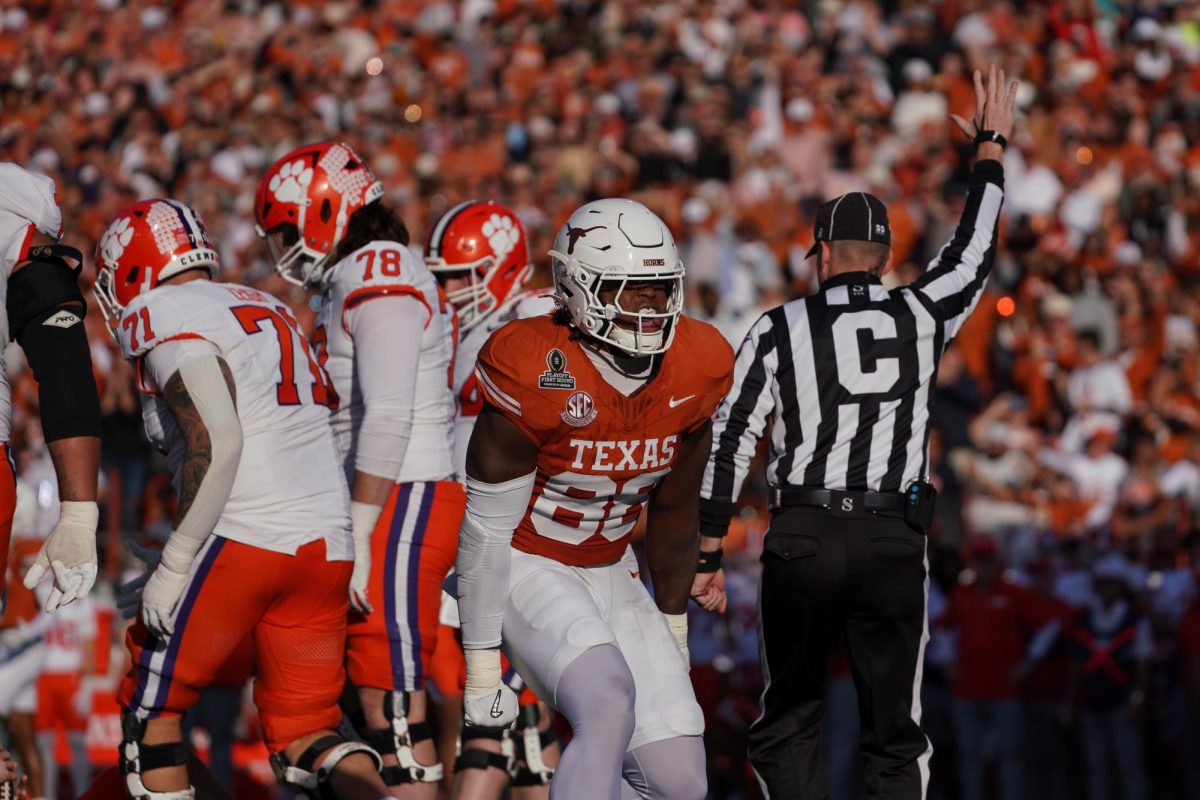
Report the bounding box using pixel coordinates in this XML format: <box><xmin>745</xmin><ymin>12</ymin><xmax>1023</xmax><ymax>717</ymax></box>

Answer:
<box><xmin>561</xmin><ymin>391</ymin><xmax>597</xmax><ymax>427</ymax></box>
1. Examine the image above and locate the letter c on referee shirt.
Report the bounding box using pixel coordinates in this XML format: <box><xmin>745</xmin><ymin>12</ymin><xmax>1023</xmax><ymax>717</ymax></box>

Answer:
<box><xmin>832</xmin><ymin>310</ymin><xmax>900</xmax><ymax>395</ymax></box>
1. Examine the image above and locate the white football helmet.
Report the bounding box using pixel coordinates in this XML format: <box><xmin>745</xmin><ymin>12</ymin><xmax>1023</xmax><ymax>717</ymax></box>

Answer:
<box><xmin>549</xmin><ymin>199</ymin><xmax>685</xmax><ymax>356</ymax></box>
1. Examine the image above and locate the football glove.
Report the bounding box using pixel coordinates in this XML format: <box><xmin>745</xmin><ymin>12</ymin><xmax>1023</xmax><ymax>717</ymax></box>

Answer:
<box><xmin>463</xmin><ymin>648</ymin><xmax>519</xmax><ymax>729</ymax></box>
<box><xmin>23</xmin><ymin>500</ymin><xmax>98</xmax><ymax>612</ymax></box>
<box><xmin>665</xmin><ymin>612</ymin><xmax>689</xmax><ymax>667</ymax></box>
<box><xmin>349</xmin><ymin>501</ymin><xmax>382</xmax><ymax>614</ymax></box>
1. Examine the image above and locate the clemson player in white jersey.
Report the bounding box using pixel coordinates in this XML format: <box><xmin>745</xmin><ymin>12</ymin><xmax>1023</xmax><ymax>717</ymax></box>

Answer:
<box><xmin>424</xmin><ymin>201</ymin><xmax>559</xmax><ymax>797</ymax></box>
<box><xmin>456</xmin><ymin>199</ymin><xmax>734</xmax><ymax>799</ymax></box>
<box><xmin>94</xmin><ymin>199</ymin><xmax>389</xmax><ymax>800</ymax></box>
<box><xmin>256</xmin><ymin>142</ymin><xmax>462</xmax><ymax>798</ymax></box>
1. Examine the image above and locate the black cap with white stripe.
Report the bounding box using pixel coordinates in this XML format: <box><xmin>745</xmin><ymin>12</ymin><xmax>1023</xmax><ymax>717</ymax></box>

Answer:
<box><xmin>805</xmin><ymin>192</ymin><xmax>891</xmax><ymax>258</ymax></box>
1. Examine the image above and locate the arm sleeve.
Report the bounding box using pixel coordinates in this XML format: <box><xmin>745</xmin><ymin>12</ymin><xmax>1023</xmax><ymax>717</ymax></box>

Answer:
<box><xmin>699</xmin><ymin>312</ymin><xmax>778</xmax><ymax>536</ymax></box>
<box><xmin>909</xmin><ymin>159</ymin><xmax>1005</xmax><ymax>340</ymax></box>
<box><xmin>345</xmin><ymin>294</ymin><xmax>425</xmax><ymax>481</ymax></box>
<box><xmin>8</xmin><ymin>253</ymin><xmax>101</xmax><ymax>441</ymax></box>
<box><xmin>455</xmin><ymin>471</ymin><xmax>536</xmax><ymax>650</ymax></box>
<box><xmin>143</xmin><ymin>339</ymin><xmax>244</xmax><ymax>575</ymax></box>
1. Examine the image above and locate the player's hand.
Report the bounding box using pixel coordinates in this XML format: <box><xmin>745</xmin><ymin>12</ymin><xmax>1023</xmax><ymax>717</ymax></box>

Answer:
<box><xmin>349</xmin><ymin>554</ymin><xmax>372</xmax><ymax>614</ymax></box>
<box><xmin>463</xmin><ymin>648</ymin><xmax>519</xmax><ymax>728</ymax></box>
<box><xmin>950</xmin><ymin>63</ymin><xmax>1019</xmax><ymax>144</ymax></box>
<box><xmin>23</xmin><ymin>501</ymin><xmax>99</xmax><ymax>613</ymax></box>
<box><xmin>348</xmin><ymin>500</ymin><xmax>381</xmax><ymax>615</ymax></box>
<box><xmin>690</xmin><ymin>568</ymin><xmax>727</xmax><ymax>614</ymax></box>
<box><xmin>141</xmin><ymin>562</ymin><xmax>189</xmax><ymax>637</ymax></box>
<box><xmin>117</xmin><ymin>540</ymin><xmax>162</xmax><ymax>620</ymax></box>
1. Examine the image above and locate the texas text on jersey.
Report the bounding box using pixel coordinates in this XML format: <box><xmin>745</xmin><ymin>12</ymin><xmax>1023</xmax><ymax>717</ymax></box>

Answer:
<box><xmin>474</xmin><ymin>314</ymin><xmax>733</xmax><ymax>566</ymax></box>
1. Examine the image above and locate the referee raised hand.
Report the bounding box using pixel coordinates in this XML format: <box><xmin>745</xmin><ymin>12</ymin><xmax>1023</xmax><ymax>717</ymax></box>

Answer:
<box><xmin>696</xmin><ymin>65</ymin><xmax>1017</xmax><ymax>799</ymax></box>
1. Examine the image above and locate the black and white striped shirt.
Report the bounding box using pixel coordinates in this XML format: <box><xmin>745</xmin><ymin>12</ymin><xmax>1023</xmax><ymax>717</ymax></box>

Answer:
<box><xmin>700</xmin><ymin>160</ymin><xmax>1005</xmax><ymax>535</ymax></box>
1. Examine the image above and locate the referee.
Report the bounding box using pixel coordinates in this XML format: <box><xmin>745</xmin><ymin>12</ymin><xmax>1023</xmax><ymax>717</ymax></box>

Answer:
<box><xmin>694</xmin><ymin>66</ymin><xmax>1017</xmax><ymax>798</ymax></box>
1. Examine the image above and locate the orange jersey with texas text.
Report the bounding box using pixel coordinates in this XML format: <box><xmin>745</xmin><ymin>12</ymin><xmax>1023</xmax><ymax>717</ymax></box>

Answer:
<box><xmin>475</xmin><ymin>316</ymin><xmax>733</xmax><ymax>566</ymax></box>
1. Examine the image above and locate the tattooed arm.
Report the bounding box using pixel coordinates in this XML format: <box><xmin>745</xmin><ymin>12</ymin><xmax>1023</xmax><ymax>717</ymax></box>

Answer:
<box><xmin>139</xmin><ymin>341</ymin><xmax>243</xmax><ymax>636</ymax></box>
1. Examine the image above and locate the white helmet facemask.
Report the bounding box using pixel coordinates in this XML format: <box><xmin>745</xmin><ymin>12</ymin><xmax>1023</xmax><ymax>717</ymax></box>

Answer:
<box><xmin>550</xmin><ymin>199</ymin><xmax>686</xmax><ymax>357</ymax></box>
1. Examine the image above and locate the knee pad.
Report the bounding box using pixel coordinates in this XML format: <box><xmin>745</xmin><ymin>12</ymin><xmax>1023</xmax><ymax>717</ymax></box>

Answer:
<box><xmin>354</xmin><ymin>691</ymin><xmax>443</xmax><ymax>785</ymax></box>
<box><xmin>510</xmin><ymin>703</ymin><xmax>556</xmax><ymax>787</ymax></box>
<box><xmin>119</xmin><ymin>713</ymin><xmax>195</xmax><ymax>800</ymax></box>
<box><xmin>270</xmin><ymin>734</ymin><xmax>383</xmax><ymax>800</ymax></box>
<box><xmin>454</xmin><ymin>722</ymin><xmax>514</xmax><ymax>775</ymax></box>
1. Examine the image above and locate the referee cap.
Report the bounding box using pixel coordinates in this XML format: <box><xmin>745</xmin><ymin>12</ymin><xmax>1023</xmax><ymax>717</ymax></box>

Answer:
<box><xmin>806</xmin><ymin>192</ymin><xmax>891</xmax><ymax>258</ymax></box>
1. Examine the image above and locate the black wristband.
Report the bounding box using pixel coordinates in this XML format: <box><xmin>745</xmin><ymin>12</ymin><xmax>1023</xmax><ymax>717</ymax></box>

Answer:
<box><xmin>697</xmin><ymin>548</ymin><xmax>723</xmax><ymax>574</ymax></box>
<box><xmin>974</xmin><ymin>130</ymin><xmax>1008</xmax><ymax>149</ymax></box>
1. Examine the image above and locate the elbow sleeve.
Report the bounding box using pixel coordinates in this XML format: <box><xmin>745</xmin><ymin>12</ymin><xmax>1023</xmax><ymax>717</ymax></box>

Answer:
<box><xmin>9</xmin><ymin>250</ymin><xmax>100</xmax><ymax>441</ymax></box>
<box><xmin>158</xmin><ymin>356</ymin><xmax>243</xmax><ymax>573</ymax></box>
<box><xmin>349</xmin><ymin>296</ymin><xmax>424</xmax><ymax>480</ymax></box>
<box><xmin>455</xmin><ymin>471</ymin><xmax>536</xmax><ymax>649</ymax></box>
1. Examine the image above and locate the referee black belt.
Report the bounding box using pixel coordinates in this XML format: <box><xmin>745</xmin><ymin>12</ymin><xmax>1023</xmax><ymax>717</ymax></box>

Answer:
<box><xmin>770</xmin><ymin>486</ymin><xmax>906</xmax><ymax>518</ymax></box>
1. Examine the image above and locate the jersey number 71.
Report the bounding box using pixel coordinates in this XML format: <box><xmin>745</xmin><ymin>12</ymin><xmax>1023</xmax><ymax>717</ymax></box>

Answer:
<box><xmin>231</xmin><ymin>305</ymin><xmax>339</xmax><ymax>409</ymax></box>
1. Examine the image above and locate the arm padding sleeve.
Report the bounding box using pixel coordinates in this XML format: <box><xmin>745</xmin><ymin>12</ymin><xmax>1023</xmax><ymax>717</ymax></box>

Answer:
<box><xmin>345</xmin><ymin>294</ymin><xmax>423</xmax><ymax>481</ymax></box>
<box><xmin>144</xmin><ymin>340</ymin><xmax>244</xmax><ymax>574</ymax></box>
<box><xmin>455</xmin><ymin>470</ymin><xmax>536</xmax><ymax>650</ymax></box>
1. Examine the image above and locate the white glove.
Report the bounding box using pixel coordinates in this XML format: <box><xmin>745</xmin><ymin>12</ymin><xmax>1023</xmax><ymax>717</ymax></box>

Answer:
<box><xmin>117</xmin><ymin>540</ymin><xmax>162</xmax><ymax>620</ymax></box>
<box><xmin>349</xmin><ymin>501</ymin><xmax>382</xmax><ymax>614</ymax></box>
<box><xmin>463</xmin><ymin>648</ymin><xmax>519</xmax><ymax>729</ymax></box>
<box><xmin>665</xmin><ymin>612</ymin><xmax>689</xmax><ymax>668</ymax></box>
<box><xmin>141</xmin><ymin>561</ymin><xmax>190</xmax><ymax>637</ymax></box>
<box><xmin>23</xmin><ymin>501</ymin><xmax>99</xmax><ymax>613</ymax></box>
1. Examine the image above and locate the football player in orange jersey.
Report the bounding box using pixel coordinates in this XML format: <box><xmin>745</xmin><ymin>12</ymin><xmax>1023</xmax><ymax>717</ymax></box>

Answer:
<box><xmin>455</xmin><ymin>199</ymin><xmax>734</xmax><ymax>799</ymax></box>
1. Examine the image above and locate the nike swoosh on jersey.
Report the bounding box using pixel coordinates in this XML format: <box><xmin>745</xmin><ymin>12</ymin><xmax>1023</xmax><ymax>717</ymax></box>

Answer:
<box><xmin>490</xmin><ymin>689</ymin><xmax>503</xmax><ymax>718</ymax></box>
<box><xmin>667</xmin><ymin>395</ymin><xmax>696</xmax><ymax>408</ymax></box>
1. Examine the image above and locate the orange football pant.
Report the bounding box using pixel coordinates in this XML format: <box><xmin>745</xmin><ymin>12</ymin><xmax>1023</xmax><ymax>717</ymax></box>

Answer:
<box><xmin>346</xmin><ymin>480</ymin><xmax>463</xmax><ymax>693</ymax></box>
<box><xmin>36</xmin><ymin>672</ymin><xmax>86</xmax><ymax>732</ymax></box>
<box><xmin>119</xmin><ymin>536</ymin><xmax>351</xmax><ymax>752</ymax></box>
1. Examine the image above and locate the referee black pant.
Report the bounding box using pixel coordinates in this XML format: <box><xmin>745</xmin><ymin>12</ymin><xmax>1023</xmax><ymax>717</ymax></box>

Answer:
<box><xmin>749</xmin><ymin>505</ymin><xmax>932</xmax><ymax>799</ymax></box>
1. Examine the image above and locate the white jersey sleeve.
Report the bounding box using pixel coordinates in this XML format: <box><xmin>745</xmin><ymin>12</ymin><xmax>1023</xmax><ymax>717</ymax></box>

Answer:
<box><xmin>316</xmin><ymin>241</ymin><xmax>457</xmax><ymax>484</ymax></box>
<box><xmin>118</xmin><ymin>281</ymin><xmax>352</xmax><ymax>560</ymax></box>
<box><xmin>449</xmin><ymin>289</ymin><xmax>557</xmax><ymax>478</ymax></box>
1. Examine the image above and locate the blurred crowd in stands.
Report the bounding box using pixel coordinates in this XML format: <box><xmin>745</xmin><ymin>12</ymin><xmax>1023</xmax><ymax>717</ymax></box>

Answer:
<box><xmin>5</xmin><ymin>0</ymin><xmax>1200</xmax><ymax>797</ymax></box>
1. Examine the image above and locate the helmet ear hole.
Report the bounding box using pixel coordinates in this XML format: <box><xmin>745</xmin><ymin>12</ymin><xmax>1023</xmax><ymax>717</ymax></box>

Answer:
<box><xmin>320</xmin><ymin>199</ymin><xmax>333</xmax><ymax>224</ymax></box>
<box><xmin>124</xmin><ymin>266</ymin><xmax>140</xmax><ymax>286</ymax></box>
